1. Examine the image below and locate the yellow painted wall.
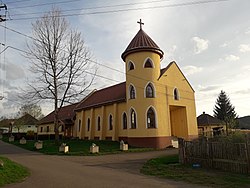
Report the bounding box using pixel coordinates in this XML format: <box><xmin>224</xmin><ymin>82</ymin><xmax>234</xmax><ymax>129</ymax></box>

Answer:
<box><xmin>77</xmin><ymin>102</ymin><xmax>127</xmax><ymax>141</ymax></box>
<box><xmin>37</xmin><ymin>123</ymin><xmax>63</xmax><ymax>135</ymax></box>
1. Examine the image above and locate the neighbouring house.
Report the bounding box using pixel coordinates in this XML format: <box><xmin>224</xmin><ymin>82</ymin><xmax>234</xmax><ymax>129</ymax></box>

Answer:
<box><xmin>0</xmin><ymin>114</ymin><xmax>38</xmax><ymax>134</ymax></box>
<box><xmin>0</xmin><ymin>119</ymin><xmax>14</xmax><ymax>133</ymax></box>
<box><xmin>37</xmin><ymin>103</ymin><xmax>78</xmax><ymax>139</ymax></box>
<box><xmin>73</xmin><ymin>21</ymin><xmax>198</xmax><ymax>148</ymax></box>
<box><xmin>197</xmin><ymin>112</ymin><xmax>226</xmax><ymax>137</ymax></box>
<box><xmin>13</xmin><ymin>113</ymin><xmax>38</xmax><ymax>133</ymax></box>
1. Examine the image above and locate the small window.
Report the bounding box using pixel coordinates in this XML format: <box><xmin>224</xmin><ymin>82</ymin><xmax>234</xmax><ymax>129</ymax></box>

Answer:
<box><xmin>174</xmin><ymin>88</ymin><xmax>180</xmax><ymax>100</ymax></box>
<box><xmin>129</xmin><ymin>85</ymin><xmax>136</xmax><ymax>99</ymax></box>
<box><xmin>128</xmin><ymin>61</ymin><xmax>135</xmax><ymax>70</ymax></box>
<box><xmin>78</xmin><ymin>119</ymin><xmax>81</xmax><ymax>132</ymax></box>
<box><xmin>97</xmin><ymin>116</ymin><xmax>101</xmax><ymax>131</ymax></box>
<box><xmin>122</xmin><ymin>113</ymin><xmax>127</xmax><ymax>129</ymax></box>
<box><xmin>109</xmin><ymin>115</ymin><xmax>113</xmax><ymax>130</ymax></box>
<box><xmin>87</xmin><ymin>118</ymin><xmax>90</xmax><ymax>132</ymax></box>
<box><xmin>144</xmin><ymin>58</ymin><xmax>153</xmax><ymax>68</ymax></box>
<box><xmin>131</xmin><ymin>109</ymin><xmax>137</xmax><ymax>129</ymax></box>
<box><xmin>40</xmin><ymin>127</ymin><xmax>43</xmax><ymax>132</ymax></box>
<box><xmin>46</xmin><ymin>126</ymin><xmax>49</xmax><ymax>132</ymax></box>
<box><xmin>147</xmin><ymin>107</ymin><xmax>156</xmax><ymax>128</ymax></box>
<box><xmin>145</xmin><ymin>83</ymin><xmax>154</xmax><ymax>98</ymax></box>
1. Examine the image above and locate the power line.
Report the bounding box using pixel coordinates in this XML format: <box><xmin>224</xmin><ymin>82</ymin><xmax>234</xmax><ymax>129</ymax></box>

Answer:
<box><xmin>8</xmin><ymin>0</ymin><xmax>80</xmax><ymax>10</ymax></box>
<box><xmin>7</xmin><ymin>0</ymin><xmax>33</xmax><ymax>5</ymax></box>
<box><xmin>10</xmin><ymin>0</ymin><xmax>171</xmax><ymax>16</ymax></box>
<box><xmin>9</xmin><ymin>0</ymin><xmax>230</xmax><ymax>21</ymax></box>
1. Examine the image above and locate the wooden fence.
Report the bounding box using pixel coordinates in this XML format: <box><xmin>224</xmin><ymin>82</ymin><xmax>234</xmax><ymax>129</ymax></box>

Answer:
<box><xmin>178</xmin><ymin>138</ymin><xmax>250</xmax><ymax>174</ymax></box>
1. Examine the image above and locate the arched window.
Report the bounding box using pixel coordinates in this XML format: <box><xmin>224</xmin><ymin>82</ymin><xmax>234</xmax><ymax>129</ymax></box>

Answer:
<box><xmin>174</xmin><ymin>88</ymin><xmax>180</xmax><ymax>100</ymax></box>
<box><xmin>144</xmin><ymin>58</ymin><xmax>154</xmax><ymax>68</ymax></box>
<box><xmin>97</xmin><ymin>116</ymin><xmax>101</xmax><ymax>131</ymax></box>
<box><xmin>131</xmin><ymin>109</ymin><xmax>137</xmax><ymax>129</ymax></box>
<box><xmin>78</xmin><ymin>119</ymin><xmax>81</xmax><ymax>132</ymax></box>
<box><xmin>128</xmin><ymin>61</ymin><xmax>135</xmax><ymax>70</ymax></box>
<box><xmin>145</xmin><ymin>83</ymin><xmax>154</xmax><ymax>98</ymax></box>
<box><xmin>129</xmin><ymin>85</ymin><xmax>136</xmax><ymax>99</ymax></box>
<box><xmin>109</xmin><ymin>115</ymin><xmax>113</xmax><ymax>130</ymax></box>
<box><xmin>147</xmin><ymin>107</ymin><xmax>156</xmax><ymax>128</ymax></box>
<box><xmin>87</xmin><ymin>118</ymin><xmax>90</xmax><ymax>132</ymax></box>
<box><xmin>122</xmin><ymin>113</ymin><xmax>127</xmax><ymax>129</ymax></box>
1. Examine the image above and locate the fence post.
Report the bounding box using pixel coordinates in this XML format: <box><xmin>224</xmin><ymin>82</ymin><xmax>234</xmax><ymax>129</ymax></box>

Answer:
<box><xmin>178</xmin><ymin>138</ymin><xmax>185</xmax><ymax>164</ymax></box>
<box><xmin>246</xmin><ymin>134</ymin><xmax>250</xmax><ymax>173</ymax></box>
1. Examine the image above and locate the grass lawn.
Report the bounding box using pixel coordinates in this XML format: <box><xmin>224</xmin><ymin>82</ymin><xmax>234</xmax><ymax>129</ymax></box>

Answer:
<box><xmin>2</xmin><ymin>136</ymin><xmax>153</xmax><ymax>155</ymax></box>
<box><xmin>141</xmin><ymin>155</ymin><xmax>250</xmax><ymax>188</ymax></box>
<box><xmin>0</xmin><ymin>156</ymin><xmax>30</xmax><ymax>187</ymax></box>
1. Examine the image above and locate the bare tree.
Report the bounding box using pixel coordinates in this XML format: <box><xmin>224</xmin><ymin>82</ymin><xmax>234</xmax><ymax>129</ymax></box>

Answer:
<box><xmin>25</xmin><ymin>8</ymin><xmax>95</xmax><ymax>142</ymax></box>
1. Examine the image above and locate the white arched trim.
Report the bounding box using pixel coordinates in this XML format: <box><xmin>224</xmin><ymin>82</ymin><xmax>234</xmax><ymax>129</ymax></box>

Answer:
<box><xmin>143</xmin><ymin>57</ymin><xmax>155</xmax><ymax>68</ymax></box>
<box><xmin>121</xmin><ymin>111</ymin><xmax>128</xmax><ymax>130</ymax></box>
<box><xmin>145</xmin><ymin>106</ymin><xmax>158</xmax><ymax>129</ymax></box>
<box><xmin>128</xmin><ymin>60</ymin><xmax>135</xmax><ymax>71</ymax></box>
<box><xmin>144</xmin><ymin>81</ymin><xmax>156</xmax><ymax>98</ymax></box>
<box><xmin>128</xmin><ymin>83</ymin><xmax>137</xmax><ymax>99</ymax></box>
<box><xmin>129</xmin><ymin>107</ymin><xmax>138</xmax><ymax>129</ymax></box>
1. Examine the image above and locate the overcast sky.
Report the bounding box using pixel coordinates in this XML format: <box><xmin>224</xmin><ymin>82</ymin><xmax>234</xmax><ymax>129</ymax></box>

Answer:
<box><xmin>0</xmin><ymin>0</ymin><xmax>249</xmax><ymax>118</ymax></box>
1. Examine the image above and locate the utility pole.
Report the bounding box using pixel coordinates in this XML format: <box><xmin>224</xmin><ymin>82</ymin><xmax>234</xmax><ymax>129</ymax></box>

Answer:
<box><xmin>0</xmin><ymin>3</ymin><xmax>7</xmax><ymax>22</ymax></box>
<box><xmin>0</xmin><ymin>3</ymin><xmax>7</xmax><ymax>100</ymax></box>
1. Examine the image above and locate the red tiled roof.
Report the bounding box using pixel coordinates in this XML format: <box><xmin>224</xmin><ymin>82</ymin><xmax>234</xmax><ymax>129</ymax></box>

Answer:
<box><xmin>75</xmin><ymin>82</ymin><xmax>126</xmax><ymax>111</ymax></box>
<box><xmin>197</xmin><ymin>113</ymin><xmax>224</xmax><ymax>126</ymax></box>
<box><xmin>121</xmin><ymin>29</ymin><xmax>164</xmax><ymax>61</ymax></box>
<box><xmin>39</xmin><ymin>103</ymin><xmax>78</xmax><ymax>125</ymax></box>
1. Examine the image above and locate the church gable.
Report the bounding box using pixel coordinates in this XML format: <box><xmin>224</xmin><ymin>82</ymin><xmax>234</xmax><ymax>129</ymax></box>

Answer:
<box><xmin>159</xmin><ymin>61</ymin><xmax>194</xmax><ymax>93</ymax></box>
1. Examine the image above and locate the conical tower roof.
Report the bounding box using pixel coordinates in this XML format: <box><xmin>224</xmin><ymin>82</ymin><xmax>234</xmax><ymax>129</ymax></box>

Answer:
<box><xmin>121</xmin><ymin>28</ymin><xmax>164</xmax><ymax>61</ymax></box>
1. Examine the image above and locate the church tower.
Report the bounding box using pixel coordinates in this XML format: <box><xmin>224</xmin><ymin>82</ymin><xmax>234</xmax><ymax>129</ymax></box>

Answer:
<box><xmin>121</xmin><ymin>20</ymin><xmax>166</xmax><ymax>148</ymax></box>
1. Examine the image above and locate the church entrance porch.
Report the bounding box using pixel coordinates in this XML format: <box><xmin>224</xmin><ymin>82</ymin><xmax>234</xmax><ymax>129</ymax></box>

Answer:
<box><xmin>169</xmin><ymin>106</ymin><xmax>188</xmax><ymax>139</ymax></box>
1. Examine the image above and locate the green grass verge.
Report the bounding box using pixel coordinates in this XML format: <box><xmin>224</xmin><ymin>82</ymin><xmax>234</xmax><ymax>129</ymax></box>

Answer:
<box><xmin>141</xmin><ymin>155</ymin><xmax>250</xmax><ymax>188</ymax></box>
<box><xmin>2</xmin><ymin>136</ymin><xmax>154</xmax><ymax>155</ymax></box>
<box><xmin>0</xmin><ymin>156</ymin><xmax>30</xmax><ymax>187</ymax></box>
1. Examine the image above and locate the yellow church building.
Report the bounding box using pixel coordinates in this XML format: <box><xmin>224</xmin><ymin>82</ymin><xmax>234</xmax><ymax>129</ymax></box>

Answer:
<box><xmin>72</xmin><ymin>20</ymin><xmax>198</xmax><ymax>148</ymax></box>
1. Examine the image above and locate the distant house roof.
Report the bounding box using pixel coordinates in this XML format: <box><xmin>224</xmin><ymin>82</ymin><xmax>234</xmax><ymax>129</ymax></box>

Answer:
<box><xmin>15</xmin><ymin>113</ymin><xmax>38</xmax><ymax>125</ymax></box>
<box><xmin>121</xmin><ymin>29</ymin><xmax>164</xmax><ymax>61</ymax></box>
<box><xmin>75</xmin><ymin>82</ymin><xmax>126</xmax><ymax>111</ymax></box>
<box><xmin>197</xmin><ymin>112</ymin><xmax>224</xmax><ymax>126</ymax></box>
<box><xmin>39</xmin><ymin>103</ymin><xmax>78</xmax><ymax>125</ymax></box>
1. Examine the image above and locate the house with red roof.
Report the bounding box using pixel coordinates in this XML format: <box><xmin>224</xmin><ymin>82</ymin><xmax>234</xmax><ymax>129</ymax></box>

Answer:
<box><xmin>38</xmin><ymin>103</ymin><xmax>78</xmax><ymax>138</ymax></box>
<box><xmin>197</xmin><ymin>112</ymin><xmax>226</xmax><ymax>137</ymax></box>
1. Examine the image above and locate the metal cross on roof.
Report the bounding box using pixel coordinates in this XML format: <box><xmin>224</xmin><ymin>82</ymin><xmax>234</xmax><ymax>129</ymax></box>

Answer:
<box><xmin>137</xmin><ymin>19</ymin><xmax>144</xmax><ymax>30</ymax></box>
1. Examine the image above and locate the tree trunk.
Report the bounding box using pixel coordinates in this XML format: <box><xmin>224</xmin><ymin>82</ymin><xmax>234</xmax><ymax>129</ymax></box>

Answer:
<box><xmin>225</xmin><ymin>121</ymin><xmax>229</xmax><ymax>136</ymax></box>
<box><xmin>54</xmin><ymin>99</ymin><xmax>60</xmax><ymax>144</ymax></box>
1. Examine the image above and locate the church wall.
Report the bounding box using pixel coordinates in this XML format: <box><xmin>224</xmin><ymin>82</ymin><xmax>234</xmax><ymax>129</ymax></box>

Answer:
<box><xmin>158</xmin><ymin>62</ymin><xmax>198</xmax><ymax>139</ymax></box>
<box><xmin>125</xmin><ymin>52</ymin><xmax>168</xmax><ymax>139</ymax></box>
<box><xmin>77</xmin><ymin>102</ymin><xmax>127</xmax><ymax>141</ymax></box>
<box><xmin>37</xmin><ymin>123</ymin><xmax>64</xmax><ymax>135</ymax></box>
